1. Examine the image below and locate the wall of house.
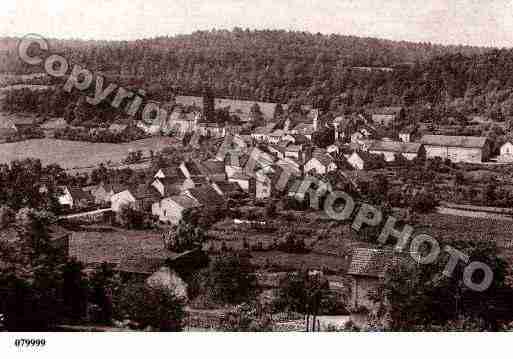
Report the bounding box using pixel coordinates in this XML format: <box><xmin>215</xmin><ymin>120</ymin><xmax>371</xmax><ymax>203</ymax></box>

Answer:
<box><xmin>403</xmin><ymin>153</ymin><xmax>418</xmax><ymax>161</ymax></box>
<box><xmin>304</xmin><ymin>159</ymin><xmax>326</xmax><ymax>174</ymax></box>
<box><xmin>348</xmin><ymin>155</ymin><xmax>364</xmax><ymax>170</ymax></box>
<box><xmin>370</xmin><ymin>150</ymin><xmax>395</xmax><ymax>162</ymax></box>
<box><xmin>425</xmin><ymin>145</ymin><xmax>484</xmax><ymax>163</ymax></box>
<box><xmin>501</xmin><ymin>143</ymin><xmax>513</xmax><ymax>156</ymax></box>
<box><xmin>372</xmin><ymin>114</ymin><xmax>395</xmax><ymax>126</ymax></box>
<box><xmin>351</xmin><ymin>277</ymin><xmax>380</xmax><ymax>310</ymax></box>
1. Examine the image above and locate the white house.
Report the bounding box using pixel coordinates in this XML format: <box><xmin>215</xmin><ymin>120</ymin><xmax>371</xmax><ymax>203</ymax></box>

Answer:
<box><xmin>501</xmin><ymin>141</ymin><xmax>513</xmax><ymax>156</ymax></box>
<box><xmin>347</xmin><ymin>152</ymin><xmax>365</xmax><ymax>170</ymax></box>
<box><xmin>57</xmin><ymin>186</ymin><xmax>74</xmax><ymax>208</ymax></box>
<box><xmin>152</xmin><ymin>195</ymin><xmax>201</xmax><ymax>224</ymax></box>
<box><xmin>304</xmin><ymin>153</ymin><xmax>337</xmax><ymax>175</ymax></box>
<box><xmin>111</xmin><ymin>190</ymin><xmax>137</xmax><ymax>212</ymax></box>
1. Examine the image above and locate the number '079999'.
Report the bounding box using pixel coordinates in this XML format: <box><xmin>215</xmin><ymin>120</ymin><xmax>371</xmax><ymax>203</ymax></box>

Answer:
<box><xmin>14</xmin><ymin>338</ymin><xmax>46</xmax><ymax>348</ymax></box>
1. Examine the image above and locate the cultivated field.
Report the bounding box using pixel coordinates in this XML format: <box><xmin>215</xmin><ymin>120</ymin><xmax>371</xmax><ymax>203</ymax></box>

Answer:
<box><xmin>69</xmin><ymin>226</ymin><xmax>172</xmax><ymax>265</ymax></box>
<box><xmin>0</xmin><ymin>137</ymin><xmax>179</xmax><ymax>169</ymax></box>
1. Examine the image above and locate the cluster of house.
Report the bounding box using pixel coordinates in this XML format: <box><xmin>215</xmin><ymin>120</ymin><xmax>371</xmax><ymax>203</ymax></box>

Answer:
<box><xmin>54</xmin><ymin>101</ymin><xmax>508</xmax><ymax>224</ymax></box>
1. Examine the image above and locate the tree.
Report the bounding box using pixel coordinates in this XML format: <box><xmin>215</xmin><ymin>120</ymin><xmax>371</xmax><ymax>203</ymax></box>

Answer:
<box><xmin>311</xmin><ymin>125</ymin><xmax>335</xmax><ymax>148</ymax></box>
<box><xmin>113</xmin><ymin>282</ymin><xmax>185</xmax><ymax>331</ymax></box>
<box><xmin>169</xmin><ymin>219</ymin><xmax>207</xmax><ymax>253</ymax></box>
<box><xmin>373</xmin><ymin>240</ymin><xmax>512</xmax><ymax>330</ymax></box>
<box><xmin>273</xmin><ymin>270</ymin><xmax>342</xmax><ymax>316</ymax></box>
<box><xmin>206</xmin><ymin>253</ymin><xmax>258</xmax><ymax>305</ymax></box>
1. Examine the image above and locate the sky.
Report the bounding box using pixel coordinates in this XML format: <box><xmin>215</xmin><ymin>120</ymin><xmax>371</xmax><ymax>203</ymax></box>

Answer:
<box><xmin>2</xmin><ymin>0</ymin><xmax>513</xmax><ymax>47</ymax></box>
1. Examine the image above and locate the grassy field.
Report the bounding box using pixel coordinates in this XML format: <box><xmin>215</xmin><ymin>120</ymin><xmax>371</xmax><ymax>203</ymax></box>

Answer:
<box><xmin>0</xmin><ymin>137</ymin><xmax>179</xmax><ymax>169</ymax></box>
<box><xmin>69</xmin><ymin>226</ymin><xmax>172</xmax><ymax>265</ymax></box>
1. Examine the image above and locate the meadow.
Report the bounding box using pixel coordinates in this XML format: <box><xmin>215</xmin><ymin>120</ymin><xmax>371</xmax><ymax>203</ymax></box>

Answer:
<box><xmin>0</xmin><ymin>137</ymin><xmax>179</xmax><ymax>169</ymax></box>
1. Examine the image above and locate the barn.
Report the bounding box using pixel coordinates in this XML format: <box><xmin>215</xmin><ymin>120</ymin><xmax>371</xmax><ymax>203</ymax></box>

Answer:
<box><xmin>420</xmin><ymin>135</ymin><xmax>490</xmax><ymax>163</ymax></box>
<box><xmin>367</xmin><ymin>140</ymin><xmax>424</xmax><ymax>162</ymax></box>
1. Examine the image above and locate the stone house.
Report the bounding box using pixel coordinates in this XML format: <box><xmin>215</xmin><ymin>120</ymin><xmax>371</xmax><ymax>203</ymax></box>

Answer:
<box><xmin>420</xmin><ymin>135</ymin><xmax>491</xmax><ymax>163</ymax></box>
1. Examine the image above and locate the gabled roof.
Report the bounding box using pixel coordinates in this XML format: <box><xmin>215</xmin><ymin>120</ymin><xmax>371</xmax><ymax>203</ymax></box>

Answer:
<box><xmin>200</xmin><ymin>160</ymin><xmax>226</xmax><ymax>176</ymax></box>
<box><xmin>420</xmin><ymin>135</ymin><xmax>488</xmax><ymax>149</ymax></box>
<box><xmin>348</xmin><ymin>248</ymin><xmax>415</xmax><ymax>278</ymax></box>
<box><xmin>229</xmin><ymin>171</ymin><xmax>252</xmax><ymax>181</ymax></box>
<box><xmin>181</xmin><ymin>160</ymin><xmax>204</xmax><ymax>177</ymax></box>
<box><xmin>117</xmin><ymin>256</ymin><xmax>167</xmax><ymax>275</ymax></box>
<box><xmin>153</xmin><ymin>178</ymin><xmax>182</xmax><ymax>197</ymax></box>
<box><xmin>104</xmin><ymin>183</ymin><xmax>129</xmax><ymax>194</ymax></box>
<box><xmin>130</xmin><ymin>184</ymin><xmax>160</xmax><ymax>201</ymax></box>
<box><xmin>369</xmin><ymin>140</ymin><xmax>423</xmax><ymax>154</ymax></box>
<box><xmin>311</xmin><ymin>152</ymin><xmax>336</xmax><ymax>167</ymax></box>
<box><xmin>348</xmin><ymin>248</ymin><xmax>392</xmax><ymax>278</ymax></box>
<box><xmin>214</xmin><ymin>181</ymin><xmax>242</xmax><ymax>194</ymax></box>
<box><xmin>165</xmin><ymin>195</ymin><xmax>201</xmax><ymax>210</ymax></box>
<box><xmin>186</xmin><ymin>186</ymin><xmax>225</xmax><ymax>206</ymax></box>
<box><xmin>68</xmin><ymin>188</ymin><xmax>94</xmax><ymax>202</ymax></box>
<box><xmin>157</xmin><ymin>166</ymin><xmax>184</xmax><ymax>179</ymax></box>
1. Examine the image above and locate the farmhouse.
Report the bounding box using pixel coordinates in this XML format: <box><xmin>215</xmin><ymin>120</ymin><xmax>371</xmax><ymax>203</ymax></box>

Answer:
<box><xmin>367</xmin><ymin>140</ymin><xmax>424</xmax><ymax>162</ymax></box>
<box><xmin>420</xmin><ymin>135</ymin><xmax>491</xmax><ymax>163</ymax></box>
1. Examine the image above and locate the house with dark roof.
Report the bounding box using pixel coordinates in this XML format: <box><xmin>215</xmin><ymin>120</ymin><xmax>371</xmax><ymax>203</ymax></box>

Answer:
<box><xmin>420</xmin><ymin>135</ymin><xmax>491</xmax><ymax>163</ymax></box>
<box><xmin>180</xmin><ymin>160</ymin><xmax>204</xmax><ymax>178</ymax></box>
<box><xmin>151</xmin><ymin>177</ymin><xmax>181</xmax><ymax>198</ymax></box>
<box><xmin>348</xmin><ymin>248</ymin><xmax>418</xmax><ymax>313</ymax></box>
<box><xmin>211</xmin><ymin>181</ymin><xmax>243</xmax><ymax>196</ymax></box>
<box><xmin>184</xmin><ymin>186</ymin><xmax>225</xmax><ymax>207</ymax></box>
<box><xmin>198</xmin><ymin>160</ymin><xmax>226</xmax><ymax>182</ymax></box>
<box><xmin>367</xmin><ymin>140</ymin><xmax>425</xmax><ymax>162</ymax></box>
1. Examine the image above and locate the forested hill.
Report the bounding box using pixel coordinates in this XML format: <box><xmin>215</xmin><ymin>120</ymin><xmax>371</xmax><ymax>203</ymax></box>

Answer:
<box><xmin>3</xmin><ymin>29</ymin><xmax>513</xmax><ymax>120</ymax></box>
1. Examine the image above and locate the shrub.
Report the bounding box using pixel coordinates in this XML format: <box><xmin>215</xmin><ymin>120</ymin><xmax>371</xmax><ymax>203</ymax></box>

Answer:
<box><xmin>113</xmin><ymin>282</ymin><xmax>185</xmax><ymax>331</ymax></box>
<box><xmin>206</xmin><ymin>253</ymin><xmax>259</xmax><ymax>305</ymax></box>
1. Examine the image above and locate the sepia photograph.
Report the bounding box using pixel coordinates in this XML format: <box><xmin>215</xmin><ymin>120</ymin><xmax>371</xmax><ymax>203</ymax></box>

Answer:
<box><xmin>1</xmin><ymin>0</ymin><xmax>513</xmax><ymax>357</ymax></box>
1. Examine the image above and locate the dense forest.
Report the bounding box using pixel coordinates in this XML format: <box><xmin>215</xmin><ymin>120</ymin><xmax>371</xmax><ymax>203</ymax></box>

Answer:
<box><xmin>2</xmin><ymin>29</ymin><xmax>513</xmax><ymax>122</ymax></box>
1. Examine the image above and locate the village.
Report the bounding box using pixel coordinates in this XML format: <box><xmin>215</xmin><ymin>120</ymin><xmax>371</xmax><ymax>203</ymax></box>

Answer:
<box><xmin>3</xmin><ymin>82</ymin><xmax>513</xmax><ymax>332</ymax></box>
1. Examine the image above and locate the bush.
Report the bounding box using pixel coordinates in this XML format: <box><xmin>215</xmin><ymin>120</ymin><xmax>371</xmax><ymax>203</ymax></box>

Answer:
<box><xmin>113</xmin><ymin>282</ymin><xmax>185</xmax><ymax>331</ymax></box>
<box><xmin>273</xmin><ymin>271</ymin><xmax>344</xmax><ymax>315</ymax></box>
<box><xmin>206</xmin><ymin>253</ymin><xmax>259</xmax><ymax>305</ymax></box>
